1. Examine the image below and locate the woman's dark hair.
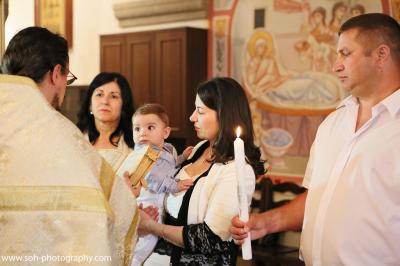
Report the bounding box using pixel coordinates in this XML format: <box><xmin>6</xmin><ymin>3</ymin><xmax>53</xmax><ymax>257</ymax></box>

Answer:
<box><xmin>77</xmin><ymin>72</ymin><xmax>135</xmax><ymax>148</ymax></box>
<box><xmin>1</xmin><ymin>27</ymin><xmax>69</xmax><ymax>82</ymax></box>
<box><xmin>197</xmin><ymin>77</ymin><xmax>265</xmax><ymax>175</ymax></box>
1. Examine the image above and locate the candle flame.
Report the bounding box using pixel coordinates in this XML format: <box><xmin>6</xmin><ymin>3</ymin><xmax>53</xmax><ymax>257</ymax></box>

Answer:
<box><xmin>236</xmin><ymin>126</ymin><xmax>241</xmax><ymax>138</ymax></box>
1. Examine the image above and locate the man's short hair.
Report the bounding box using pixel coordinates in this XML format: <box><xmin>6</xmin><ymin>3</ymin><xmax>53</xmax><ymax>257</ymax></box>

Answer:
<box><xmin>133</xmin><ymin>103</ymin><xmax>169</xmax><ymax>126</ymax></box>
<box><xmin>0</xmin><ymin>27</ymin><xmax>69</xmax><ymax>83</ymax></box>
<box><xmin>339</xmin><ymin>13</ymin><xmax>400</xmax><ymax>64</ymax></box>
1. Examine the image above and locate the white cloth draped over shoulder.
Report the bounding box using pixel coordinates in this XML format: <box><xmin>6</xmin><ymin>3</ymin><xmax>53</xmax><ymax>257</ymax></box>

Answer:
<box><xmin>0</xmin><ymin>75</ymin><xmax>139</xmax><ymax>266</ymax></box>
<box><xmin>89</xmin><ymin>135</ymin><xmax>132</xmax><ymax>172</ymax></box>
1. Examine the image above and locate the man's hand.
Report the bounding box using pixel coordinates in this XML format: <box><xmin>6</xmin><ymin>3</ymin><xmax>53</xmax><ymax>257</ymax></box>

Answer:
<box><xmin>230</xmin><ymin>213</ymin><xmax>268</xmax><ymax>244</ymax></box>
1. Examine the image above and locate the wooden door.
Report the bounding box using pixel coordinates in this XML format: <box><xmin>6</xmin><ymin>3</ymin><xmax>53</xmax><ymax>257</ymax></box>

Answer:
<box><xmin>154</xmin><ymin>29</ymin><xmax>187</xmax><ymax>138</ymax></box>
<box><xmin>100</xmin><ymin>28</ymin><xmax>207</xmax><ymax>150</ymax></box>
<box><xmin>100</xmin><ymin>34</ymin><xmax>126</xmax><ymax>76</ymax></box>
<box><xmin>126</xmin><ymin>33</ymin><xmax>154</xmax><ymax>106</ymax></box>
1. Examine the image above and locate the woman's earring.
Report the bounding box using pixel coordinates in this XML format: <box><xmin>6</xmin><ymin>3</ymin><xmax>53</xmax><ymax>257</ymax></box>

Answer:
<box><xmin>90</xmin><ymin>111</ymin><xmax>93</xmax><ymax>115</ymax></box>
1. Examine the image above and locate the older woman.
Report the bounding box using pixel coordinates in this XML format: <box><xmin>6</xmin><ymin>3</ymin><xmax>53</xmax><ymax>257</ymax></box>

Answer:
<box><xmin>77</xmin><ymin>72</ymin><xmax>135</xmax><ymax>171</ymax></box>
<box><xmin>141</xmin><ymin>77</ymin><xmax>265</xmax><ymax>265</ymax></box>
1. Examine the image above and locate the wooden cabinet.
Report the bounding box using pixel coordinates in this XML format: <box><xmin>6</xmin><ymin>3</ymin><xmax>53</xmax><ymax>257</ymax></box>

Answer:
<box><xmin>100</xmin><ymin>34</ymin><xmax>126</xmax><ymax>74</ymax></box>
<box><xmin>100</xmin><ymin>27</ymin><xmax>207</xmax><ymax>151</ymax></box>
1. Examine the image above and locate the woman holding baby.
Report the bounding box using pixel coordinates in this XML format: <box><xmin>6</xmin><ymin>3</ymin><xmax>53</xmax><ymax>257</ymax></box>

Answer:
<box><xmin>140</xmin><ymin>77</ymin><xmax>265</xmax><ymax>265</ymax></box>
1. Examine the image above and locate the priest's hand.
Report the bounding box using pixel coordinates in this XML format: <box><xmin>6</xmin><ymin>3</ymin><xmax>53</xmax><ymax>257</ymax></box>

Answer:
<box><xmin>123</xmin><ymin>171</ymin><xmax>141</xmax><ymax>197</ymax></box>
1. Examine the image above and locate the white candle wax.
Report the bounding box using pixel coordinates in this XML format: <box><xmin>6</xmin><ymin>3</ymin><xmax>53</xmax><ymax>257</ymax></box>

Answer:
<box><xmin>234</xmin><ymin>127</ymin><xmax>252</xmax><ymax>260</ymax></box>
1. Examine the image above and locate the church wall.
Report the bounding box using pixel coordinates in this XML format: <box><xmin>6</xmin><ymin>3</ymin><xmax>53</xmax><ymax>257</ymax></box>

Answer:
<box><xmin>5</xmin><ymin>0</ymin><xmax>208</xmax><ymax>85</ymax></box>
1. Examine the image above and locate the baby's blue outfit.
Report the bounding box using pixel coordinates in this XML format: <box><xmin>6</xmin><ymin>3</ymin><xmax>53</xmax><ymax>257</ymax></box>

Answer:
<box><xmin>131</xmin><ymin>142</ymin><xmax>185</xmax><ymax>266</ymax></box>
<box><xmin>145</xmin><ymin>142</ymin><xmax>182</xmax><ymax>193</ymax></box>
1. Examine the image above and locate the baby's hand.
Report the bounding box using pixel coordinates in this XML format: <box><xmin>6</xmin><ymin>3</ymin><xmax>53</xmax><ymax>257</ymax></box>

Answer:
<box><xmin>177</xmin><ymin>179</ymin><xmax>193</xmax><ymax>192</ymax></box>
<box><xmin>182</xmin><ymin>146</ymin><xmax>194</xmax><ymax>159</ymax></box>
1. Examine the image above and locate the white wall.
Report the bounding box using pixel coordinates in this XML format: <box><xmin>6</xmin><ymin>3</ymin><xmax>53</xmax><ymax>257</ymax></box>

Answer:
<box><xmin>5</xmin><ymin>0</ymin><xmax>208</xmax><ymax>85</ymax></box>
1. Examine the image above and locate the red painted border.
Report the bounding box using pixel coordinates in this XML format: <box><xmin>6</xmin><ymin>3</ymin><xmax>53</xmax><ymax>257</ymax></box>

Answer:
<box><xmin>382</xmin><ymin>0</ymin><xmax>390</xmax><ymax>14</ymax></box>
<box><xmin>208</xmin><ymin>0</ymin><xmax>238</xmax><ymax>78</ymax></box>
<box><xmin>226</xmin><ymin>0</ymin><xmax>238</xmax><ymax>77</ymax></box>
<box><xmin>207</xmin><ymin>0</ymin><xmax>214</xmax><ymax>78</ymax></box>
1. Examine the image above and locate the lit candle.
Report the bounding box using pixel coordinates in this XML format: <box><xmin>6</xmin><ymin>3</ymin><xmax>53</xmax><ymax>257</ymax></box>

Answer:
<box><xmin>234</xmin><ymin>126</ymin><xmax>252</xmax><ymax>260</ymax></box>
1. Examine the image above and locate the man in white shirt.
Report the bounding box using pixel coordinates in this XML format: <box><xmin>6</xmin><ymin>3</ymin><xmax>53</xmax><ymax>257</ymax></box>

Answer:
<box><xmin>231</xmin><ymin>13</ymin><xmax>400</xmax><ymax>265</ymax></box>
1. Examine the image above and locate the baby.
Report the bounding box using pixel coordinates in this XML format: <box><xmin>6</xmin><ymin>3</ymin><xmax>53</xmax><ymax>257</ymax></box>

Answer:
<box><xmin>131</xmin><ymin>103</ymin><xmax>193</xmax><ymax>266</ymax></box>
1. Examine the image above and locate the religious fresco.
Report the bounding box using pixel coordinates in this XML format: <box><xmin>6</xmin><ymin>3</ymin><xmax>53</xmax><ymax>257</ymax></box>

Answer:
<box><xmin>210</xmin><ymin>0</ymin><xmax>389</xmax><ymax>177</ymax></box>
<box><xmin>242</xmin><ymin>29</ymin><xmax>344</xmax><ymax>111</ymax></box>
